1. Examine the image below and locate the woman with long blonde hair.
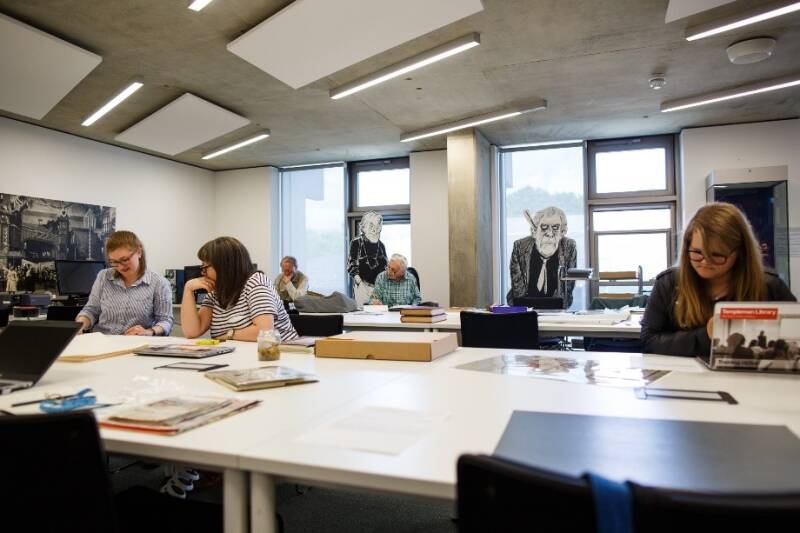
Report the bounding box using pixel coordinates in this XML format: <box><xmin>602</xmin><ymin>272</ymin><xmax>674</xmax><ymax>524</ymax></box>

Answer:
<box><xmin>641</xmin><ymin>203</ymin><xmax>795</xmax><ymax>356</ymax></box>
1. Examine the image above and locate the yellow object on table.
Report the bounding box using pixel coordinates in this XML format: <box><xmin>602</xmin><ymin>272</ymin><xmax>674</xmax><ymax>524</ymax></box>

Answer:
<box><xmin>195</xmin><ymin>339</ymin><xmax>221</xmax><ymax>345</ymax></box>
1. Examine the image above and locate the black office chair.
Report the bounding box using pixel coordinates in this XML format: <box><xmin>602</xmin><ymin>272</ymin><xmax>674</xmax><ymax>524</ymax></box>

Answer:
<box><xmin>630</xmin><ymin>482</ymin><xmax>800</xmax><ymax>532</ymax></box>
<box><xmin>0</xmin><ymin>305</ymin><xmax>9</xmax><ymax>327</ymax></box>
<box><xmin>460</xmin><ymin>310</ymin><xmax>539</xmax><ymax>349</ymax></box>
<box><xmin>457</xmin><ymin>454</ymin><xmax>596</xmax><ymax>532</ymax></box>
<box><xmin>46</xmin><ymin>305</ymin><xmax>83</xmax><ymax>321</ymax></box>
<box><xmin>407</xmin><ymin>266</ymin><xmax>420</xmax><ymax>291</ymax></box>
<box><xmin>0</xmin><ymin>412</ymin><xmax>223</xmax><ymax>533</ymax></box>
<box><xmin>289</xmin><ymin>314</ymin><xmax>344</xmax><ymax>337</ymax></box>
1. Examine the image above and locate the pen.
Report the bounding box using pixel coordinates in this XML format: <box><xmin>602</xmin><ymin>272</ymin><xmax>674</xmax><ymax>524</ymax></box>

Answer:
<box><xmin>11</xmin><ymin>392</ymin><xmax>79</xmax><ymax>408</ymax></box>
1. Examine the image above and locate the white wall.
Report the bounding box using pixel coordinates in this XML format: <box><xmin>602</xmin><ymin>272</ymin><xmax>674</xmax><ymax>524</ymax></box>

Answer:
<box><xmin>212</xmin><ymin>167</ymin><xmax>279</xmax><ymax>277</ymax></box>
<box><xmin>680</xmin><ymin>118</ymin><xmax>800</xmax><ymax>292</ymax></box>
<box><xmin>410</xmin><ymin>150</ymin><xmax>450</xmax><ymax>306</ymax></box>
<box><xmin>0</xmin><ymin>117</ymin><xmax>215</xmax><ymax>274</ymax></box>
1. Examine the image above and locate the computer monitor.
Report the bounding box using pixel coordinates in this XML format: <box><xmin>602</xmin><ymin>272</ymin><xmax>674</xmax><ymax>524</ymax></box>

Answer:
<box><xmin>513</xmin><ymin>296</ymin><xmax>565</xmax><ymax>310</ymax></box>
<box><xmin>55</xmin><ymin>260</ymin><xmax>105</xmax><ymax>297</ymax></box>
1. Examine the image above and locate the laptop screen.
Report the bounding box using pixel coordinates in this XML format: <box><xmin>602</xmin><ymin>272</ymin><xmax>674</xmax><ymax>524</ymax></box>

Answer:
<box><xmin>0</xmin><ymin>322</ymin><xmax>81</xmax><ymax>381</ymax></box>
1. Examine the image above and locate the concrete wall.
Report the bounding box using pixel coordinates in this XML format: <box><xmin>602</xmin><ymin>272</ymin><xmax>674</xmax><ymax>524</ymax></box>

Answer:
<box><xmin>213</xmin><ymin>167</ymin><xmax>279</xmax><ymax>277</ymax></box>
<box><xmin>0</xmin><ymin>117</ymin><xmax>215</xmax><ymax>274</ymax></box>
<box><xmin>680</xmin><ymin>118</ymin><xmax>800</xmax><ymax>293</ymax></box>
<box><xmin>410</xmin><ymin>150</ymin><xmax>449</xmax><ymax>306</ymax></box>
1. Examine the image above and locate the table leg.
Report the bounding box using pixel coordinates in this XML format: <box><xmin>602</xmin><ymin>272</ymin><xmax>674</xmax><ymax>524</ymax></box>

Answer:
<box><xmin>251</xmin><ymin>472</ymin><xmax>278</xmax><ymax>533</ymax></box>
<box><xmin>224</xmin><ymin>468</ymin><xmax>248</xmax><ymax>533</ymax></box>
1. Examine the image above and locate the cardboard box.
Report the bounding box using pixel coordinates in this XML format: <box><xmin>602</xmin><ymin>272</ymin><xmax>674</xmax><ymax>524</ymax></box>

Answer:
<box><xmin>315</xmin><ymin>331</ymin><xmax>458</xmax><ymax>362</ymax></box>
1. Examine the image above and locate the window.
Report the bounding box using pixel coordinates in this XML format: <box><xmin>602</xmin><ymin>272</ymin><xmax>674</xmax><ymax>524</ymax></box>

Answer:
<box><xmin>347</xmin><ymin>157</ymin><xmax>412</xmax><ymax>267</ymax></box>
<box><xmin>587</xmin><ymin>135</ymin><xmax>677</xmax><ymax>300</ymax></box>
<box><xmin>499</xmin><ymin>144</ymin><xmax>586</xmax><ymax>310</ymax></box>
<box><xmin>279</xmin><ymin>164</ymin><xmax>347</xmax><ymax>295</ymax></box>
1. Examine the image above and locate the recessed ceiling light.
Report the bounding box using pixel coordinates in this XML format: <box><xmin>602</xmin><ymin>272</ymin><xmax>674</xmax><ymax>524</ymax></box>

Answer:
<box><xmin>330</xmin><ymin>33</ymin><xmax>480</xmax><ymax>100</ymax></box>
<box><xmin>660</xmin><ymin>73</ymin><xmax>800</xmax><ymax>112</ymax></box>
<box><xmin>81</xmin><ymin>81</ymin><xmax>143</xmax><ymax>127</ymax></box>
<box><xmin>202</xmin><ymin>131</ymin><xmax>270</xmax><ymax>160</ymax></box>
<box><xmin>686</xmin><ymin>0</ymin><xmax>800</xmax><ymax>41</ymax></box>
<box><xmin>188</xmin><ymin>0</ymin><xmax>214</xmax><ymax>11</ymax></box>
<box><xmin>400</xmin><ymin>101</ymin><xmax>547</xmax><ymax>142</ymax></box>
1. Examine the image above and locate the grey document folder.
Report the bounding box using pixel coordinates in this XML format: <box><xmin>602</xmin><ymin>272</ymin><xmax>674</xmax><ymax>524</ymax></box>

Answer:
<box><xmin>494</xmin><ymin>411</ymin><xmax>800</xmax><ymax>492</ymax></box>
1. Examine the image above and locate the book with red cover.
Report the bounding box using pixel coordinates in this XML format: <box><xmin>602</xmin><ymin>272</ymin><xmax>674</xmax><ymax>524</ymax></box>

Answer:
<box><xmin>397</xmin><ymin>306</ymin><xmax>445</xmax><ymax>317</ymax></box>
<box><xmin>400</xmin><ymin>314</ymin><xmax>447</xmax><ymax>323</ymax></box>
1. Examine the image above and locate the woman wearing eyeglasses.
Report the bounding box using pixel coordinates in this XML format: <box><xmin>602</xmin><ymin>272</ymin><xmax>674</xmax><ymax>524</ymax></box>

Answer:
<box><xmin>76</xmin><ymin>230</ymin><xmax>173</xmax><ymax>336</ymax></box>
<box><xmin>641</xmin><ymin>203</ymin><xmax>795</xmax><ymax>357</ymax></box>
<box><xmin>181</xmin><ymin>236</ymin><xmax>298</xmax><ymax>342</ymax></box>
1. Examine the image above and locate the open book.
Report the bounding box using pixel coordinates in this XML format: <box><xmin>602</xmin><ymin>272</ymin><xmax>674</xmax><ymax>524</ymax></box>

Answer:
<box><xmin>100</xmin><ymin>396</ymin><xmax>259</xmax><ymax>435</ymax></box>
<box><xmin>59</xmin><ymin>333</ymin><xmax>150</xmax><ymax>362</ymax></box>
<box><xmin>279</xmin><ymin>336</ymin><xmax>322</xmax><ymax>354</ymax></box>
<box><xmin>205</xmin><ymin>366</ymin><xmax>318</xmax><ymax>391</ymax></box>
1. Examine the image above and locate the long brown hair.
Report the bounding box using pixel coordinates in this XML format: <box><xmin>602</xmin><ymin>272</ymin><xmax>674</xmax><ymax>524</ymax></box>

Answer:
<box><xmin>675</xmin><ymin>203</ymin><xmax>765</xmax><ymax>328</ymax></box>
<box><xmin>106</xmin><ymin>230</ymin><xmax>146</xmax><ymax>278</ymax></box>
<box><xmin>198</xmin><ymin>236</ymin><xmax>255</xmax><ymax>309</ymax></box>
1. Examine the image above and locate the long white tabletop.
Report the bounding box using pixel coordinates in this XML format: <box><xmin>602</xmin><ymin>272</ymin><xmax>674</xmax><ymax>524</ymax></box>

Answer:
<box><xmin>336</xmin><ymin>310</ymin><xmax>644</xmax><ymax>338</ymax></box>
<box><xmin>4</xmin><ymin>337</ymin><xmax>798</xmax><ymax>533</ymax></box>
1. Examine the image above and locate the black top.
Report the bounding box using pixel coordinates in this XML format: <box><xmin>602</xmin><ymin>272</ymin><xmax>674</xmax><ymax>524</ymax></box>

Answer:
<box><xmin>526</xmin><ymin>253</ymin><xmax>558</xmax><ymax>297</ymax></box>
<box><xmin>347</xmin><ymin>236</ymin><xmax>387</xmax><ymax>285</ymax></box>
<box><xmin>640</xmin><ymin>268</ymin><xmax>796</xmax><ymax>357</ymax></box>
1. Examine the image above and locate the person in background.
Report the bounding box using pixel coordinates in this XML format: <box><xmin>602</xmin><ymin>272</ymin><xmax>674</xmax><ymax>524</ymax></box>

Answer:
<box><xmin>641</xmin><ymin>203</ymin><xmax>795</xmax><ymax>357</ymax></box>
<box><xmin>181</xmin><ymin>236</ymin><xmax>298</xmax><ymax>342</ymax></box>
<box><xmin>348</xmin><ymin>211</ymin><xmax>388</xmax><ymax>304</ymax></box>
<box><xmin>273</xmin><ymin>255</ymin><xmax>308</xmax><ymax>301</ymax></box>
<box><xmin>370</xmin><ymin>253</ymin><xmax>421</xmax><ymax>307</ymax></box>
<box><xmin>76</xmin><ymin>230</ymin><xmax>172</xmax><ymax>336</ymax></box>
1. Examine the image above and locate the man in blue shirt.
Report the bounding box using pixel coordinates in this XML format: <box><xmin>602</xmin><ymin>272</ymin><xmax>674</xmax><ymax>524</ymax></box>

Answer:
<box><xmin>371</xmin><ymin>254</ymin><xmax>421</xmax><ymax>307</ymax></box>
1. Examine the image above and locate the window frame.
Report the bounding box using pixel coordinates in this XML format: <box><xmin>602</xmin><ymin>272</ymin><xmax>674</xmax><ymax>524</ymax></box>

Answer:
<box><xmin>347</xmin><ymin>157</ymin><xmax>411</xmax><ymax>213</ymax></box>
<box><xmin>587</xmin><ymin>134</ymin><xmax>675</xmax><ymax>199</ymax></box>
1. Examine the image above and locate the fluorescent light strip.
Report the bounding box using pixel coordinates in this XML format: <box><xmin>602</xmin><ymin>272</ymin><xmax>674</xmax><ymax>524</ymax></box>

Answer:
<box><xmin>81</xmin><ymin>81</ymin><xmax>143</xmax><ymax>127</ymax></box>
<box><xmin>281</xmin><ymin>161</ymin><xmax>344</xmax><ymax>169</ymax></box>
<box><xmin>202</xmin><ymin>132</ymin><xmax>270</xmax><ymax>160</ymax></box>
<box><xmin>188</xmin><ymin>0</ymin><xmax>214</xmax><ymax>11</ymax></box>
<box><xmin>501</xmin><ymin>139</ymin><xmax>583</xmax><ymax>149</ymax></box>
<box><xmin>686</xmin><ymin>1</ymin><xmax>800</xmax><ymax>41</ymax></box>
<box><xmin>661</xmin><ymin>73</ymin><xmax>800</xmax><ymax>112</ymax></box>
<box><xmin>331</xmin><ymin>33</ymin><xmax>480</xmax><ymax>100</ymax></box>
<box><xmin>400</xmin><ymin>101</ymin><xmax>546</xmax><ymax>142</ymax></box>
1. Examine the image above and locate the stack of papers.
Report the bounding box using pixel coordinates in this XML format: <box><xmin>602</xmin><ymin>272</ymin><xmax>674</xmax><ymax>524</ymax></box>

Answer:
<box><xmin>205</xmin><ymin>366</ymin><xmax>318</xmax><ymax>391</ymax></box>
<box><xmin>100</xmin><ymin>396</ymin><xmax>259</xmax><ymax>434</ymax></box>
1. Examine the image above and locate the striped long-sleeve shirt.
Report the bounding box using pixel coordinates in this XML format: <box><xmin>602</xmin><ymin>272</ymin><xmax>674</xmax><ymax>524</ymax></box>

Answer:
<box><xmin>201</xmin><ymin>271</ymin><xmax>298</xmax><ymax>341</ymax></box>
<box><xmin>77</xmin><ymin>268</ymin><xmax>174</xmax><ymax>335</ymax></box>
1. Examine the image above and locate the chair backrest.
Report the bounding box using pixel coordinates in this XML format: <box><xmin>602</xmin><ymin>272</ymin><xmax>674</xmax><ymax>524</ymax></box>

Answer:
<box><xmin>457</xmin><ymin>454</ymin><xmax>596</xmax><ymax>533</ymax></box>
<box><xmin>0</xmin><ymin>412</ymin><xmax>119</xmax><ymax>532</ymax></box>
<box><xmin>630</xmin><ymin>482</ymin><xmax>800</xmax><ymax>532</ymax></box>
<box><xmin>0</xmin><ymin>305</ymin><xmax>8</xmax><ymax>327</ymax></box>
<box><xmin>46</xmin><ymin>305</ymin><xmax>83</xmax><ymax>321</ymax></box>
<box><xmin>460</xmin><ymin>310</ymin><xmax>539</xmax><ymax>349</ymax></box>
<box><xmin>407</xmin><ymin>267</ymin><xmax>420</xmax><ymax>291</ymax></box>
<box><xmin>289</xmin><ymin>314</ymin><xmax>344</xmax><ymax>337</ymax></box>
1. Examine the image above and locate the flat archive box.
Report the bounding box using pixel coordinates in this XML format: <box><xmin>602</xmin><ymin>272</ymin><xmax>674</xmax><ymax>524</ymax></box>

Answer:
<box><xmin>315</xmin><ymin>331</ymin><xmax>458</xmax><ymax>362</ymax></box>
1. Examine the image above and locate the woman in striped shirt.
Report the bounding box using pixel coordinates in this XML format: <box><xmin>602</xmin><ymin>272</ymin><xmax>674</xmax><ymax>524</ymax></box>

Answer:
<box><xmin>76</xmin><ymin>230</ymin><xmax>173</xmax><ymax>336</ymax></box>
<box><xmin>181</xmin><ymin>236</ymin><xmax>298</xmax><ymax>342</ymax></box>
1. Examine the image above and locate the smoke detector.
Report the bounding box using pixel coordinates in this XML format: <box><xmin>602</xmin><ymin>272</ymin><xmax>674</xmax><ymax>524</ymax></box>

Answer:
<box><xmin>726</xmin><ymin>37</ymin><xmax>776</xmax><ymax>64</ymax></box>
<box><xmin>649</xmin><ymin>76</ymin><xmax>666</xmax><ymax>90</ymax></box>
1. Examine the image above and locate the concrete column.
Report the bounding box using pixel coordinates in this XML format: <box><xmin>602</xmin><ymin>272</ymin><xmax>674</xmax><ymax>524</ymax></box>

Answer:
<box><xmin>447</xmin><ymin>128</ymin><xmax>493</xmax><ymax>307</ymax></box>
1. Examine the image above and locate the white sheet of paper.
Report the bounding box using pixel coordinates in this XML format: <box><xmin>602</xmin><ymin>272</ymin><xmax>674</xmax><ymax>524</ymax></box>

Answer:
<box><xmin>295</xmin><ymin>406</ymin><xmax>449</xmax><ymax>455</ymax></box>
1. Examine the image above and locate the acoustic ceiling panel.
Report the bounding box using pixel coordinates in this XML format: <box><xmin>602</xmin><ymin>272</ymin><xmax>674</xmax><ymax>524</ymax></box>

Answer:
<box><xmin>0</xmin><ymin>13</ymin><xmax>102</xmax><ymax>120</ymax></box>
<box><xmin>115</xmin><ymin>93</ymin><xmax>250</xmax><ymax>156</ymax></box>
<box><xmin>227</xmin><ymin>0</ymin><xmax>484</xmax><ymax>89</ymax></box>
<box><xmin>665</xmin><ymin>0</ymin><xmax>736</xmax><ymax>22</ymax></box>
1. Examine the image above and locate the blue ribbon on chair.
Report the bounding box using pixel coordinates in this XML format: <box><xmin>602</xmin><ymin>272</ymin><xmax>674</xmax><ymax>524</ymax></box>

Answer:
<box><xmin>586</xmin><ymin>473</ymin><xmax>634</xmax><ymax>533</ymax></box>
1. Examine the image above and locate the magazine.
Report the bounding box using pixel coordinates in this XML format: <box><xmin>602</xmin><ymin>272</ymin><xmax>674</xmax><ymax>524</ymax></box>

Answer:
<box><xmin>100</xmin><ymin>396</ymin><xmax>259</xmax><ymax>435</ymax></box>
<box><xmin>456</xmin><ymin>354</ymin><xmax>669</xmax><ymax>388</ymax></box>
<box><xmin>205</xmin><ymin>366</ymin><xmax>318</xmax><ymax>391</ymax></box>
<box><xmin>134</xmin><ymin>344</ymin><xmax>235</xmax><ymax>358</ymax></box>
<box><xmin>706</xmin><ymin>302</ymin><xmax>800</xmax><ymax>373</ymax></box>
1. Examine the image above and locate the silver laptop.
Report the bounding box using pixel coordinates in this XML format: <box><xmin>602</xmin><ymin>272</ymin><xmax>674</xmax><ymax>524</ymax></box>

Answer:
<box><xmin>0</xmin><ymin>321</ymin><xmax>82</xmax><ymax>394</ymax></box>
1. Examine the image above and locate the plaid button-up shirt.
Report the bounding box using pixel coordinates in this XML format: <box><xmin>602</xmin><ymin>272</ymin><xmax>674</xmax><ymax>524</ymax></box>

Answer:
<box><xmin>371</xmin><ymin>271</ymin><xmax>421</xmax><ymax>307</ymax></box>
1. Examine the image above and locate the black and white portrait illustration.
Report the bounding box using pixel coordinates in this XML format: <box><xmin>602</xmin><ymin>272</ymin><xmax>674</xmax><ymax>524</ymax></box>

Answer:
<box><xmin>507</xmin><ymin>206</ymin><xmax>577</xmax><ymax>307</ymax></box>
<box><xmin>347</xmin><ymin>211</ymin><xmax>388</xmax><ymax>304</ymax></box>
<box><xmin>0</xmin><ymin>193</ymin><xmax>116</xmax><ymax>292</ymax></box>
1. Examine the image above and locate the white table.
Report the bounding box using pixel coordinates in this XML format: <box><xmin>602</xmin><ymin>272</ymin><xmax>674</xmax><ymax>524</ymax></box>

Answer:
<box><xmin>336</xmin><ymin>310</ymin><xmax>643</xmax><ymax>338</ymax></box>
<box><xmin>239</xmin><ymin>347</ymin><xmax>800</xmax><ymax>532</ymax></box>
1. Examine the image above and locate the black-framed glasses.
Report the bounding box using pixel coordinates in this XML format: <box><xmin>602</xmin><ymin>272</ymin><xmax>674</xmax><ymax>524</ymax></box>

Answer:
<box><xmin>108</xmin><ymin>251</ymin><xmax>136</xmax><ymax>267</ymax></box>
<box><xmin>688</xmin><ymin>248</ymin><xmax>733</xmax><ymax>265</ymax></box>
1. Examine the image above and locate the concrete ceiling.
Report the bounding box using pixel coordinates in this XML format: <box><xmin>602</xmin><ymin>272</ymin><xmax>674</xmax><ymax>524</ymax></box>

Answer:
<box><xmin>0</xmin><ymin>0</ymin><xmax>798</xmax><ymax>171</ymax></box>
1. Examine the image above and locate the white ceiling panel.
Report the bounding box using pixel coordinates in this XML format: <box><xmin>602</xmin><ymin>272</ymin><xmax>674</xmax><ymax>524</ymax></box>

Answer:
<box><xmin>665</xmin><ymin>0</ymin><xmax>736</xmax><ymax>23</ymax></box>
<box><xmin>0</xmin><ymin>13</ymin><xmax>101</xmax><ymax>120</ymax></box>
<box><xmin>227</xmin><ymin>0</ymin><xmax>484</xmax><ymax>89</ymax></box>
<box><xmin>115</xmin><ymin>93</ymin><xmax>250</xmax><ymax>155</ymax></box>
